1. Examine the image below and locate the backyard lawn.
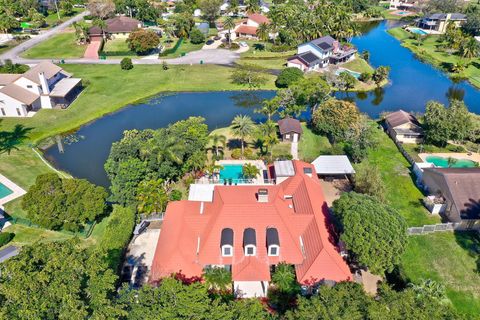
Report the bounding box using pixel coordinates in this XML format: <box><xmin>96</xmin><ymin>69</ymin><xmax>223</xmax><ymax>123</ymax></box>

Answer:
<box><xmin>298</xmin><ymin>124</ymin><xmax>336</xmax><ymax>162</ymax></box>
<box><xmin>0</xmin><ymin>64</ymin><xmax>276</xmax><ymax>143</ymax></box>
<box><xmin>401</xmin><ymin>232</ymin><xmax>480</xmax><ymax>317</ymax></box>
<box><xmin>21</xmin><ymin>30</ymin><xmax>86</xmax><ymax>59</ymax></box>
<box><xmin>388</xmin><ymin>27</ymin><xmax>480</xmax><ymax>88</ymax></box>
<box><xmin>43</xmin><ymin>8</ymin><xmax>85</xmax><ymax>28</ymax></box>
<box><xmin>342</xmin><ymin>56</ymin><xmax>374</xmax><ymax>74</ymax></box>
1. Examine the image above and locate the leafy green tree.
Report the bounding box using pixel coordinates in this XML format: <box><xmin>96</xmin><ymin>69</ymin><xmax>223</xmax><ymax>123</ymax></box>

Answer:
<box><xmin>230</xmin><ymin>64</ymin><xmax>268</xmax><ymax>89</ymax></box>
<box><xmin>256</xmin><ymin>22</ymin><xmax>270</xmax><ymax>41</ymax></box>
<box><xmin>29</xmin><ymin>10</ymin><xmax>46</xmax><ymax>28</ymax></box>
<box><xmin>60</xmin><ymin>0</ymin><xmax>75</xmax><ymax>16</ymax></box>
<box><xmin>198</xmin><ymin>0</ymin><xmax>223</xmax><ymax>26</ymax></box>
<box><xmin>0</xmin><ymin>240</ymin><xmax>121</xmax><ymax>319</ymax></box>
<box><xmin>275</xmin><ymin>67</ymin><xmax>304</xmax><ymax>88</ymax></box>
<box><xmin>73</xmin><ymin>21</ymin><xmax>90</xmax><ymax>44</ymax></box>
<box><xmin>121</xmin><ymin>57</ymin><xmax>134</xmax><ymax>70</ymax></box>
<box><xmin>460</xmin><ymin>36</ymin><xmax>479</xmax><ymax>59</ymax></box>
<box><xmin>229</xmin><ymin>0</ymin><xmax>239</xmax><ymax>15</ymax></box>
<box><xmin>372</xmin><ymin>66</ymin><xmax>390</xmax><ymax>87</ymax></box>
<box><xmin>173</xmin><ymin>13</ymin><xmax>195</xmax><ymax>38</ymax></box>
<box><xmin>189</xmin><ymin>27</ymin><xmax>206</xmax><ymax>44</ymax></box>
<box><xmin>269</xmin><ymin>263</ymin><xmax>300</xmax><ymax>314</ymax></box>
<box><xmin>337</xmin><ymin>71</ymin><xmax>357</xmax><ymax>91</ymax></box>
<box><xmin>312</xmin><ymin>98</ymin><xmax>361</xmax><ymax>143</ymax></box>
<box><xmin>127</xmin><ymin>29</ymin><xmax>160</xmax><ymax>54</ymax></box>
<box><xmin>242</xmin><ymin>163</ymin><xmax>260</xmax><ymax>179</ymax></box>
<box><xmin>256</xmin><ymin>119</ymin><xmax>279</xmax><ymax>156</ymax></box>
<box><xmin>230</xmin><ymin>114</ymin><xmax>256</xmax><ymax>157</ymax></box>
<box><xmin>0</xmin><ymin>14</ymin><xmax>20</xmax><ymax>33</ymax></box>
<box><xmin>344</xmin><ymin>118</ymin><xmax>377</xmax><ymax>163</ymax></box>
<box><xmin>137</xmin><ymin>179</ymin><xmax>169</xmax><ymax>216</ymax></box>
<box><xmin>203</xmin><ymin>266</ymin><xmax>232</xmax><ymax>292</ymax></box>
<box><xmin>333</xmin><ymin>192</ymin><xmax>407</xmax><ymax>274</ymax></box>
<box><xmin>255</xmin><ymin>98</ymin><xmax>278</xmax><ymax>120</ymax></box>
<box><xmin>93</xmin><ymin>17</ymin><xmax>108</xmax><ymax>40</ymax></box>
<box><xmin>290</xmin><ymin>76</ymin><xmax>331</xmax><ymax>109</ymax></box>
<box><xmin>0</xmin><ymin>124</ymin><xmax>32</xmax><ymax>155</ymax></box>
<box><xmin>409</xmin><ymin>279</ymin><xmax>447</xmax><ymax>301</ymax></box>
<box><xmin>448</xmin><ymin>99</ymin><xmax>472</xmax><ymax>142</ymax></box>
<box><xmin>424</xmin><ymin>100</ymin><xmax>451</xmax><ymax>146</ymax></box>
<box><xmin>21</xmin><ymin>173</ymin><xmax>107</xmax><ymax>231</ymax></box>
<box><xmin>245</xmin><ymin>0</ymin><xmax>260</xmax><ymax>13</ymax></box>
<box><xmin>358</xmin><ymin>71</ymin><xmax>372</xmax><ymax>83</ymax></box>
<box><xmin>0</xmin><ymin>232</ymin><xmax>14</xmax><ymax>247</ymax></box>
<box><xmin>353</xmin><ymin>161</ymin><xmax>386</xmax><ymax>202</ymax></box>
<box><xmin>230</xmin><ymin>298</ymin><xmax>270</xmax><ymax>320</ymax></box>
<box><xmin>88</xmin><ymin>0</ymin><xmax>116</xmax><ymax>18</ymax></box>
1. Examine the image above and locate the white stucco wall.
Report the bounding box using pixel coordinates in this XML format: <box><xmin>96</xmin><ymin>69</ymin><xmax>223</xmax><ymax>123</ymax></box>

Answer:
<box><xmin>298</xmin><ymin>43</ymin><xmax>330</xmax><ymax>59</ymax></box>
<box><xmin>14</xmin><ymin>77</ymin><xmax>41</xmax><ymax>94</ymax></box>
<box><xmin>234</xmin><ymin>281</ymin><xmax>269</xmax><ymax>298</ymax></box>
<box><xmin>0</xmin><ymin>93</ymin><xmax>30</xmax><ymax>117</ymax></box>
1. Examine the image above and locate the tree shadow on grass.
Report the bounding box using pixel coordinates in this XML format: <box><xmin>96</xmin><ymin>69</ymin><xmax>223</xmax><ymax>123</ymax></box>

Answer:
<box><xmin>453</xmin><ymin>231</ymin><xmax>480</xmax><ymax>274</ymax></box>
<box><xmin>226</xmin><ymin>138</ymin><xmax>243</xmax><ymax>150</ymax></box>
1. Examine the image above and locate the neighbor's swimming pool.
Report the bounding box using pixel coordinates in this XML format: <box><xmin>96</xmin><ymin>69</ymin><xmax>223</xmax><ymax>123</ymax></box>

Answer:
<box><xmin>425</xmin><ymin>156</ymin><xmax>477</xmax><ymax>168</ymax></box>
<box><xmin>336</xmin><ymin>68</ymin><xmax>361</xmax><ymax>79</ymax></box>
<box><xmin>409</xmin><ymin>27</ymin><xmax>428</xmax><ymax>35</ymax></box>
<box><xmin>0</xmin><ymin>183</ymin><xmax>13</xmax><ymax>199</ymax></box>
<box><xmin>219</xmin><ymin>164</ymin><xmax>244</xmax><ymax>181</ymax></box>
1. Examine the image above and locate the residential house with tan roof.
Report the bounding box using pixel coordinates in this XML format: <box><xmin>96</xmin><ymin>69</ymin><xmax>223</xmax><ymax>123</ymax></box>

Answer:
<box><xmin>384</xmin><ymin>109</ymin><xmax>424</xmax><ymax>144</ymax></box>
<box><xmin>0</xmin><ymin>61</ymin><xmax>82</xmax><ymax>117</ymax></box>
<box><xmin>150</xmin><ymin>160</ymin><xmax>352</xmax><ymax>298</ymax></box>
<box><xmin>89</xmin><ymin>16</ymin><xmax>142</xmax><ymax>40</ymax></box>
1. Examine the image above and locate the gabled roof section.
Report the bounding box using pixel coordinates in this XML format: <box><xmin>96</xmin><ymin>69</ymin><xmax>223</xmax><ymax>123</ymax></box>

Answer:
<box><xmin>0</xmin><ymin>74</ymin><xmax>21</xmax><ymax>86</ymax></box>
<box><xmin>385</xmin><ymin>109</ymin><xmax>421</xmax><ymax>128</ymax></box>
<box><xmin>310</xmin><ymin>35</ymin><xmax>336</xmax><ymax>51</ymax></box>
<box><xmin>235</xmin><ymin>25</ymin><xmax>257</xmax><ymax>35</ymax></box>
<box><xmin>22</xmin><ymin>61</ymin><xmax>63</xmax><ymax>84</ymax></box>
<box><xmin>278</xmin><ymin>118</ymin><xmax>303</xmax><ymax>135</ymax></box>
<box><xmin>89</xmin><ymin>16</ymin><xmax>141</xmax><ymax>35</ymax></box>
<box><xmin>248</xmin><ymin>13</ymin><xmax>270</xmax><ymax>25</ymax></box>
<box><xmin>0</xmin><ymin>83</ymin><xmax>39</xmax><ymax>105</ymax></box>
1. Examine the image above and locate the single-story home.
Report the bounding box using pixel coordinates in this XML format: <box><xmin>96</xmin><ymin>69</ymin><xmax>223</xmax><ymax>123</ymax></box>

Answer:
<box><xmin>234</xmin><ymin>13</ymin><xmax>270</xmax><ymax>39</ymax></box>
<box><xmin>0</xmin><ymin>61</ymin><xmax>82</xmax><ymax>117</ymax></box>
<box><xmin>384</xmin><ymin>110</ymin><xmax>424</xmax><ymax>144</ymax></box>
<box><xmin>277</xmin><ymin>118</ymin><xmax>302</xmax><ymax>142</ymax></box>
<box><xmin>418</xmin><ymin>13</ymin><xmax>467</xmax><ymax>34</ymax></box>
<box><xmin>422</xmin><ymin>167</ymin><xmax>480</xmax><ymax>229</ymax></box>
<box><xmin>311</xmin><ymin>155</ymin><xmax>355</xmax><ymax>178</ymax></box>
<box><xmin>89</xmin><ymin>16</ymin><xmax>142</xmax><ymax>40</ymax></box>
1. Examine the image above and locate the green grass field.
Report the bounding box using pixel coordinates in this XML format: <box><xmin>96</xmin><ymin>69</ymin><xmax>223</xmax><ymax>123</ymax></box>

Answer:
<box><xmin>388</xmin><ymin>27</ymin><xmax>480</xmax><ymax>89</ymax></box>
<box><xmin>401</xmin><ymin>232</ymin><xmax>480</xmax><ymax>317</ymax></box>
<box><xmin>162</xmin><ymin>38</ymin><xmax>204</xmax><ymax>59</ymax></box>
<box><xmin>298</xmin><ymin>124</ymin><xmax>335</xmax><ymax>162</ymax></box>
<box><xmin>0</xmin><ymin>64</ymin><xmax>276</xmax><ymax>143</ymax></box>
<box><xmin>43</xmin><ymin>8</ymin><xmax>84</xmax><ymax>28</ymax></box>
<box><xmin>22</xmin><ymin>31</ymin><xmax>86</xmax><ymax>59</ymax></box>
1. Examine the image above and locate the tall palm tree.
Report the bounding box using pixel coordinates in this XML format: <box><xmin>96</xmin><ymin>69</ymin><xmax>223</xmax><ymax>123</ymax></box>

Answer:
<box><xmin>258</xmin><ymin>120</ymin><xmax>279</xmax><ymax>156</ymax></box>
<box><xmin>245</xmin><ymin>0</ymin><xmax>260</xmax><ymax>14</ymax></box>
<box><xmin>256</xmin><ymin>22</ymin><xmax>269</xmax><ymax>42</ymax></box>
<box><xmin>0</xmin><ymin>125</ymin><xmax>32</xmax><ymax>155</ymax></box>
<box><xmin>461</xmin><ymin>37</ymin><xmax>479</xmax><ymax>59</ymax></box>
<box><xmin>223</xmin><ymin>16</ymin><xmax>236</xmax><ymax>48</ymax></box>
<box><xmin>137</xmin><ymin>179</ymin><xmax>169</xmax><ymax>216</ymax></box>
<box><xmin>230</xmin><ymin>115</ymin><xmax>255</xmax><ymax>158</ymax></box>
<box><xmin>209</xmin><ymin>133</ymin><xmax>226</xmax><ymax>158</ymax></box>
<box><xmin>255</xmin><ymin>98</ymin><xmax>278</xmax><ymax>120</ymax></box>
<box><xmin>242</xmin><ymin>163</ymin><xmax>260</xmax><ymax>179</ymax></box>
<box><xmin>93</xmin><ymin>18</ymin><xmax>108</xmax><ymax>41</ymax></box>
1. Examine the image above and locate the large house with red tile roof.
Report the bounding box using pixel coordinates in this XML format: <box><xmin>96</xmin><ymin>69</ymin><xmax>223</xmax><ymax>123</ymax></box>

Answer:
<box><xmin>150</xmin><ymin>160</ymin><xmax>351</xmax><ymax>298</ymax></box>
<box><xmin>234</xmin><ymin>13</ymin><xmax>270</xmax><ymax>39</ymax></box>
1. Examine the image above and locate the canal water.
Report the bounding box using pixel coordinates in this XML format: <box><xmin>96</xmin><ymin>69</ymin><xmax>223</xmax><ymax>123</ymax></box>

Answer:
<box><xmin>45</xmin><ymin>20</ymin><xmax>480</xmax><ymax>186</ymax></box>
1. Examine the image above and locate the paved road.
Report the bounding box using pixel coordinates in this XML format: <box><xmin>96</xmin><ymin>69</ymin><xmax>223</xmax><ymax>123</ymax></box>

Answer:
<box><xmin>0</xmin><ymin>10</ymin><xmax>240</xmax><ymax>66</ymax></box>
<box><xmin>0</xmin><ymin>11</ymin><xmax>90</xmax><ymax>62</ymax></box>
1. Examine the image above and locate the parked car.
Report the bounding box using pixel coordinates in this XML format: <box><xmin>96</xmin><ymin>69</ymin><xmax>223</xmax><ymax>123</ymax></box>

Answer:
<box><xmin>239</xmin><ymin>41</ymin><xmax>248</xmax><ymax>47</ymax></box>
<box><xmin>206</xmin><ymin>39</ymin><xmax>214</xmax><ymax>45</ymax></box>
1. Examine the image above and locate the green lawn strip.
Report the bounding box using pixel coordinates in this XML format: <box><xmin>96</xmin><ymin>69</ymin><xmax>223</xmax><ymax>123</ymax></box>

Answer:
<box><xmin>366</xmin><ymin>126</ymin><xmax>440</xmax><ymax>226</ymax></box>
<box><xmin>341</xmin><ymin>57</ymin><xmax>373</xmax><ymax>74</ymax></box>
<box><xmin>161</xmin><ymin>38</ymin><xmax>204</xmax><ymax>59</ymax></box>
<box><xmin>387</xmin><ymin>27</ymin><xmax>480</xmax><ymax>89</ymax></box>
<box><xmin>238</xmin><ymin>57</ymin><xmax>287</xmax><ymax>70</ymax></box>
<box><xmin>298</xmin><ymin>124</ymin><xmax>335</xmax><ymax>162</ymax></box>
<box><xmin>5</xmin><ymin>224</ymin><xmax>73</xmax><ymax>247</ymax></box>
<box><xmin>43</xmin><ymin>8</ymin><xmax>84</xmax><ymax>28</ymax></box>
<box><xmin>0</xmin><ymin>64</ymin><xmax>276</xmax><ymax>143</ymax></box>
<box><xmin>21</xmin><ymin>31</ymin><xmax>86</xmax><ymax>59</ymax></box>
<box><xmin>401</xmin><ymin>232</ymin><xmax>480</xmax><ymax>316</ymax></box>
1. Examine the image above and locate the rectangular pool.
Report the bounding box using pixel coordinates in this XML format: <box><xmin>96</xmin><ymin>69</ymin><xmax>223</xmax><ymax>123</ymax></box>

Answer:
<box><xmin>219</xmin><ymin>164</ymin><xmax>244</xmax><ymax>181</ymax></box>
<box><xmin>426</xmin><ymin>156</ymin><xmax>477</xmax><ymax>168</ymax></box>
<box><xmin>0</xmin><ymin>183</ymin><xmax>13</xmax><ymax>199</ymax></box>
<box><xmin>409</xmin><ymin>28</ymin><xmax>428</xmax><ymax>35</ymax></box>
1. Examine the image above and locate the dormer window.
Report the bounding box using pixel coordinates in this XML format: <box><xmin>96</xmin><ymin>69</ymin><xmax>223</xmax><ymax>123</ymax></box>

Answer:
<box><xmin>266</xmin><ymin>228</ymin><xmax>280</xmax><ymax>256</ymax></box>
<box><xmin>221</xmin><ymin>228</ymin><xmax>233</xmax><ymax>257</ymax></box>
<box><xmin>243</xmin><ymin>228</ymin><xmax>256</xmax><ymax>256</ymax></box>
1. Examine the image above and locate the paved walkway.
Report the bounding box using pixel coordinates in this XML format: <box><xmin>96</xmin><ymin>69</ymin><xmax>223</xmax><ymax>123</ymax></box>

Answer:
<box><xmin>291</xmin><ymin>141</ymin><xmax>298</xmax><ymax>160</ymax></box>
<box><xmin>83</xmin><ymin>39</ymin><xmax>102</xmax><ymax>59</ymax></box>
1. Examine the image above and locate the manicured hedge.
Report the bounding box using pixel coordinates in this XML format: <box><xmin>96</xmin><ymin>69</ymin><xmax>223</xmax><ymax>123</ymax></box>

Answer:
<box><xmin>0</xmin><ymin>232</ymin><xmax>14</xmax><ymax>247</ymax></box>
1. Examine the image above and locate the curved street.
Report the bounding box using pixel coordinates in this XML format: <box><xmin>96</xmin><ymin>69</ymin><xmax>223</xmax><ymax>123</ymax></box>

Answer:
<box><xmin>0</xmin><ymin>11</ymin><xmax>240</xmax><ymax>66</ymax></box>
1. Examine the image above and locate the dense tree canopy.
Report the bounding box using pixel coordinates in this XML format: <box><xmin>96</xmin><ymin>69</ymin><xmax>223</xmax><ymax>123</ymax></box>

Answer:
<box><xmin>127</xmin><ymin>29</ymin><xmax>160</xmax><ymax>54</ymax></box>
<box><xmin>21</xmin><ymin>173</ymin><xmax>107</xmax><ymax>231</ymax></box>
<box><xmin>105</xmin><ymin>117</ymin><xmax>208</xmax><ymax>206</ymax></box>
<box><xmin>275</xmin><ymin>67</ymin><xmax>304</xmax><ymax>88</ymax></box>
<box><xmin>333</xmin><ymin>192</ymin><xmax>407</xmax><ymax>274</ymax></box>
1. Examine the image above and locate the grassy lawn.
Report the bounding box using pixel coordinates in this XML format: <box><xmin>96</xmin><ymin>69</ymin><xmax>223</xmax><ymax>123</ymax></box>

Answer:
<box><xmin>102</xmin><ymin>37</ymin><xmax>137</xmax><ymax>59</ymax></box>
<box><xmin>22</xmin><ymin>30</ymin><xmax>86</xmax><ymax>59</ymax></box>
<box><xmin>43</xmin><ymin>8</ymin><xmax>84</xmax><ymax>28</ymax></box>
<box><xmin>238</xmin><ymin>57</ymin><xmax>287</xmax><ymax>70</ymax></box>
<box><xmin>342</xmin><ymin>56</ymin><xmax>373</xmax><ymax>74</ymax></box>
<box><xmin>401</xmin><ymin>232</ymin><xmax>480</xmax><ymax>317</ymax></box>
<box><xmin>388</xmin><ymin>27</ymin><xmax>480</xmax><ymax>89</ymax></box>
<box><xmin>0</xmin><ymin>64</ymin><xmax>276</xmax><ymax>143</ymax></box>
<box><xmin>161</xmin><ymin>38</ymin><xmax>204</xmax><ymax>59</ymax></box>
<box><xmin>298</xmin><ymin>124</ymin><xmax>336</xmax><ymax>162</ymax></box>
<box><xmin>5</xmin><ymin>224</ymin><xmax>73</xmax><ymax>247</ymax></box>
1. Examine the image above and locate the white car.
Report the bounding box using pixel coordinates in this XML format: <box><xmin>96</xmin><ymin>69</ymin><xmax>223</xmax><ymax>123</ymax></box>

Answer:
<box><xmin>239</xmin><ymin>41</ymin><xmax>248</xmax><ymax>47</ymax></box>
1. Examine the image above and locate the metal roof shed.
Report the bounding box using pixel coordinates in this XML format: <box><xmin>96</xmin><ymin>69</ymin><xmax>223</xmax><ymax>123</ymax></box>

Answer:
<box><xmin>311</xmin><ymin>155</ymin><xmax>355</xmax><ymax>175</ymax></box>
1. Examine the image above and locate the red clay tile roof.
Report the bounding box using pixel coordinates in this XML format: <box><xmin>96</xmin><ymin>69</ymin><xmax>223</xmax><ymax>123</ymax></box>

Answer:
<box><xmin>150</xmin><ymin>160</ymin><xmax>351</xmax><ymax>284</ymax></box>
<box><xmin>235</xmin><ymin>25</ymin><xmax>258</xmax><ymax>36</ymax></box>
<box><xmin>248</xmin><ymin>13</ymin><xmax>270</xmax><ymax>25</ymax></box>
<box><xmin>278</xmin><ymin>118</ymin><xmax>303</xmax><ymax>135</ymax></box>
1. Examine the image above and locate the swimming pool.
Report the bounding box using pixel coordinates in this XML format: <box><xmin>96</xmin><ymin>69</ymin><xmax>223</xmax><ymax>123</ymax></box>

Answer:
<box><xmin>0</xmin><ymin>183</ymin><xmax>13</xmax><ymax>199</ymax></box>
<box><xmin>409</xmin><ymin>28</ymin><xmax>428</xmax><ymax>35</ymax></box>
<box><xmin>425</xmin><ymin>156</ymin><xmax>477</xmax><ymax>168</ymax></box>
<box><xmin>336</xmin><ymin>69</ymin><xmax>361</xmax><ymax>79</ymax></box>
<box><xmin>219</xmin><ymin>164</ymin><xmax>244</xmax><ymax>182</ymax></box>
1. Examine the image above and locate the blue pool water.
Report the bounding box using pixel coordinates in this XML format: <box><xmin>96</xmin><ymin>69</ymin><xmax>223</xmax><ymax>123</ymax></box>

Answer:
<box><xmin>219</xmin><ymin>164</ymin><xmax>244</xmax><ymax>181</ymax></box>
<box><xmin>425</xmin><ymin>156</ymin><xmax>477</xmax><ymax>168</ymax></box>
<box><xmin>409</xmin><ymin>27</ymin><xmax>428</xmax><ymax>35</ymax></box>
<box><xmin>336</xmin><ymin>69</ymin><xmax>361</xmax><ymax>79</ymax></box>
<box><xmin>0</xmin><ymin>183</ymin><xmax>13</xmax><ymax>199</ymax></box>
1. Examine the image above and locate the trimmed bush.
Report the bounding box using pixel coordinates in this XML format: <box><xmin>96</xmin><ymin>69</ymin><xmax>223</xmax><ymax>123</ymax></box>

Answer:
<box><xmin>121</xmin><ymin>58</ymin><xmax>133</xmax><ymax>70</ymax></box>
<box><xmin>275</xmin><ymin>67</ymin><xmax>304</xmax><ymax>88</ymax></box>
<box><xmin>0</xmin><ymin>232</ymin><xmax>14</xmax><ymax>247</ymax></box>
<box><xmin>190</xmin><ymin>28</ymin><xmax>206</xmax><ymax>44</ymax></box>
<box><xmin>358</xmin><ymin>72</ymin><xmax>372</xmax><ymax>83</ymax></box>
<box><xmin>219</xmin><ymin>42</ymin><xmax>240</xmax><ymax>50</ymax></box>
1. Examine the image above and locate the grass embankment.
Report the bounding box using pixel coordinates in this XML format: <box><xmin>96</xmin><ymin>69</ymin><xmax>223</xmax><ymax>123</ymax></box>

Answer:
<box><xmin>239</xmin><ymin>40</ymin><xmax>295</xmax><ymax>70</ymax></box>
<box><xmin>387</xmin><ymin>27</ymin><xmax>480</xmax><ymax>88</ymax></box>
<box><xmin>0</xmin><ymin>64</ymin><xmax>276</xmax><ymax>143</ymax></box>
<box><xmin>22</xmin><ymin>30</ymin><xmax>86</xmax><ymax>59</ymax></box>
<box><xmin>340</xmin><ymin>57</ymin><xmax>385</xmax><ymax>91</ymax></box>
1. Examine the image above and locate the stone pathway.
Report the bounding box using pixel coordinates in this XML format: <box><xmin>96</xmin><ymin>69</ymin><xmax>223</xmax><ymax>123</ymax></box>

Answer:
<box><xmin>291</xmin><ymin>142</ymin><xmax>298</xmax><ymax>160</ymax></box>
<box><xmin>83</xmin><ymin>39</ymin><xmax>102</xmax><ymax>59</ymax></box>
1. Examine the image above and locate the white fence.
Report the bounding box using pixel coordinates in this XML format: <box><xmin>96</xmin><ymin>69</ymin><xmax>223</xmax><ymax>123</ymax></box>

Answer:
<box><xmin>408</xmin><ymin>222</ymin><xmax>480</xmax><ymax>235</ymax></box>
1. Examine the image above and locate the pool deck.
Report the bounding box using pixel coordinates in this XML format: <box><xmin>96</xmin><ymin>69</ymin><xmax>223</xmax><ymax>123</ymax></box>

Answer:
<box><xmin>195</xmin><ymin>160</ymin><xmax>270</xmax><ymax>185</ymax></box>
<box><xmin>419</xmin><ymin>152</ymin><xmax>480</xmax><ymax>164</ymax></box>
<box><xmin>0</xmin><ymin>174</ymin><xmax>26</xmax><ymax>206</ymax></box>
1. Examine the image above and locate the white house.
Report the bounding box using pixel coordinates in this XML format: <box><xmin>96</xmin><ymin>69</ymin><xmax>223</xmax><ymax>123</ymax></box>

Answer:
<box><xmin>0</xmin><ymin>62</ymin><xmax>82</xmax><ymax>117</ymax></box>
<box><xmin>287</xmin><ymin>36</ymin><xmax>356</xmax><ymax>72</ymax></box>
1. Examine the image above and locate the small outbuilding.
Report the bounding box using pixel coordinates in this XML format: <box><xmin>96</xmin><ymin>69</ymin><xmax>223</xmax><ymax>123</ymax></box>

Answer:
<box><xmin>278</xmin><ymin>118</ymin><xmax>303</xmax><ymax>142</ymax></box>
<box><xmin>311</xmin><ymin>155</ymin><xmax>355</xmax><ymax>178</ymax></box>
<box><xmin>384</xmin><ymin>110</ymin><xmax>424</xmax><ymax>144</ymax></box>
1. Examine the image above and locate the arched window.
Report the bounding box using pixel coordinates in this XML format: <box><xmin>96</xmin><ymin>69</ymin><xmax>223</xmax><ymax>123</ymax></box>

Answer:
<box><xmin>243</xmin><ymin>228</ymin><xmax>256</xmax><ymax>256</ymax></box>
<box><xmin>220</xmin><ymin>228</ymin><xmax>233</xmax><ymax>257</ymax></box>
<box><xmin>266</xmin><ymin>228</ymin><xmax>280</xmax><ymax>256</ymax></box>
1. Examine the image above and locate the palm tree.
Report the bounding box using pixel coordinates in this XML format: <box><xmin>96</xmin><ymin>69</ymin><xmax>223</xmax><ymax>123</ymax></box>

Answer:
<box><xmin>256</xmin><ymin>22</ymin><xmax>269</xmax><ymax>42</ymax></box>
<box><xmin>223</xmin><ymin>16</ymin><xmax>236</xmax><ymax>48</ymax></box>
<box><xmin>257</xmin><ymin>120</ymin><xmax>279</xmax><ymax>156</ymax></box>
<box><xmin>203</xmin><ymin>266</ymin><xmax>232</xmax><ymax>292</ymax></box>
<box><xmin>93</xmin><ymin>18</ymin><xmax>107</xmax><ymax>41</ymax></box>
<box><xmin>245</xmin><ymin>0</ymin><xmax>260</xmax><ymax>14</ymax></box>
<box><xmin>255</xmin><ymin>99</ymin><xmax>278</xmax><ymax>120</ymax></box>
<box><xmin>209</xmin><ymin>133</ymin><xmax>226</xmax><ymax>158</ymax></box>
<box><xmin>242</xmin><ymin>163</ymin><xmax>260</xmax><ymax>179</ymax></box>
<box><xmin>461</xmin><ymin>37</ymin><xmax>479</xmax><ymax>59</ymax></box>
<box><xmin>0</xmin><ymin>125</ymin><xmax>32</xmax><ymax>155</ymax></box>
<box><xmin>230</xmin><ymin>115</ymin><xmax>255</xmax><ymax>158</ymax></box>
<box><xmin>136</xmin><ymin>179</ymin><xmax>169</xmax><ymax>216</ymax></box>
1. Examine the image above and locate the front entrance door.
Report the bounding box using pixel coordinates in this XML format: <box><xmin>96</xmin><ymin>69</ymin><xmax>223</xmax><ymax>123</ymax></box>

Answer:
<box><xmin>293</xmin><ymin>133</ymin><xmax>298</xmax><ymax>142</ymax></box>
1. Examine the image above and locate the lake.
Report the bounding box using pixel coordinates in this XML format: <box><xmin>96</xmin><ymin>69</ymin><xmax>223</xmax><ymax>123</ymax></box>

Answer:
<box><xmin>45</xmin><ymin>20</ymin><xmax>480</xmax><ymax>187</ymax></box>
